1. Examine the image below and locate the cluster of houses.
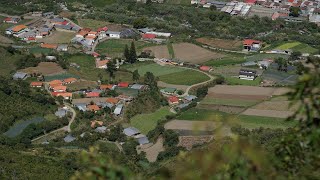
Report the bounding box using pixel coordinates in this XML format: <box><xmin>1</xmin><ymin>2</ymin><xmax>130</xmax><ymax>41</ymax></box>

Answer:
<box><xmin>160</xmin><ymin>87</ymin><xmax>198</xmax><ymax>110</ymax></box>
<box><xmin>70</xmin><ymin>83</ymin><xmax>147</xmax><ymax>116</ymax></box>
<box><xmin>191</xmin><ymin>0</ymin><xmax>320</xmax><ymax>25</ymax></box>
<box><xmin>4</xmin><ymin>12</ymin><xmax>80</xmax><ymax>43</ymax></box>
<box><xmin>72</xmin><ymin>27</ymin><xmax>109</xmax><ymax>50</ymax></box>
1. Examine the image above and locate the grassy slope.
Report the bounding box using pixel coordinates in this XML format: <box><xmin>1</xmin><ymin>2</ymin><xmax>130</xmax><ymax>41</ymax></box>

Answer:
<box><xmin>67</xmin><ymin>54</ymin><xmax>132</xmax><ymax>81</ymax></box>
<box><xmin>177</xmin><ymin>108</ymin><xmax>296</xmax><ymax>129</ymax></box>
<box><xmin>0</xmin><ymin>48</ymin><xmax>22</xmax><ymax>77</ymax></box>
<box><xmin>125</xmin><ymin>63</ymin><xmax>185</xmax><ymax>77</ymax></box>
<box><xmin>204</xmin><ymin>55</ymin><xmax>246</xmax><ymax>66</ymax></box>
<box><xmin>225</xmin><ymin>76</ymin><xmax>262</xmax><ymax>86</ymax></box>
<box><xmin>130</xmin><ymin>107</ymin><xmax>173</xmax><ymax>134</ymax></box>
<box><xmin>96</xmin><ymin>39</ymin><xmax>152</xmax><ymax>57</ymax></box>
<box><xmin>159</xmin><ymin>70</ymin><xmax>210</xmax><ymax>85</ymax></box>
<box><xmin>77</xmin><ymin>19</ymin><xmax>108</xmax><ymax>29</ymax></box>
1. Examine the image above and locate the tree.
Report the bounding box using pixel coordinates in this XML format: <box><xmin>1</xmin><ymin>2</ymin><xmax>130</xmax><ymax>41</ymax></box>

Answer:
<box><xmin>275</xmin><ymin>57</ymin><xmax>288</xmax><ymax>72</ymax></box>
<box><xmin>295</xmin><ymin>62</ymin><xmax>305</xmax><ymax>75</ymax></box>
<box><xmin>289</xmin><ymin>51</ymin><xmax>302</xmax><ymax>61</ymax></box>
<box><xmin>129</xmin><ymin>41</ymin><xmax>137</xmax><ymax>64</ymax></box>
<box><xmin>106</xmin><ymin>61</ymin><xmax>117</xmax><ymax>80</ymax></box>
<box><xmin>123</xmin><ymin>44</ymin><xmax>130</xmax><ymax>62</ymax></box>
<box><xmin>144</xmin><ymin>72</ymin><xmax>157</xmax><ymax>90</ymax></box>
<box><xmin>132</xmin><ymin>70</ymin><xmax>140</xmax><ymax>82</ymax></box>
<box><xmin>289</xmin><ymin>7</ymin><xmax>300</xmax><ymax>17</ymax></box>
<box><xmin>163</xmin><ymin>130</ymin><xmax>179</xmax><ymax>147</ymax></box>
<box><xmin>133</xmin><ymin>17</ymin><xmax>148</xmax><ymax>29</ymax></box>
<box><xmin>123</xmin><ymin>139</ymin><xmax>139</xmax><ymax>160</ymax></box>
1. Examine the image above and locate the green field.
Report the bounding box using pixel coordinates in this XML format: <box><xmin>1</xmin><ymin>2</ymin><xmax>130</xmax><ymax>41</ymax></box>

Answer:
<box><xmin>96</xmin><ymin>39</ymin><xmax>152</xmax><ymax>57</ymax></box>
<box><xmin>67</xmin><ymin>54</ymin><xmax>132</xmax><ymax>81</ymax></box>
<box><xmin>77</xmin><ymin>19</ymin><xmax>108</xmax><ymax>29</ymax></box>
<box><xmin>165</xmin><ymin>0</ymin><xmax>191</xmax><ymax>5</ymax></box>
<box><xmin>225</xmin><ymin>76</ymin><xmax>262</xmax><ymax>86</ymax></box>
<box><xmin>29</xmin><ymin>47</ymin><xmax>53</xmax><ymax>55</ymax></box>
<box><xmin>204</xmin><ymin>55</ymin><xmax>246</xmax><ymax>67</ymax></box>
<box><xmin>246</xmin><ymin>53</ymin><xmax>289</xmax><ymax>62</ymax></box>
<box><xmin>115</xmin><ymin>87</ymin><xmax>139</xmax><ymax>97</ymax></box>
<box><xmin>159</xmin><ymin>69</ymin><xmax>210</xmax><ymax>85</ymax></box>
<box><xmin>167</xmin><ymin>41</ymin><xmax>175</xmax><ymax>58</ymax></box>
<box><xmin>130</xmin><ymin>107</ymin><xmax>173</xmax><ymax>134</ymax></box>
<box><xmin>177</xmin><ymin>108</ymin><xmax>296</xmax><ymax>129</ymax></box>
<box><xmin>0</xmin><ymin>48</ymin><xmax>22</xmax><ymax>77</ymax></box>
<box><xmin>44</xmin><ymin>73</ymin><xmax>80</xmax><ymax>82</ymax></box>
<box><xmin>266</xmin><ymin>41</ymin><xmax>318</xmax><ymax>54</ymax></box>
<box><xmin>201</xmin><ymin>98</ymin><xmax>259</xmax><ymax>107</ymax></box>
<box><xmin>125</xmin><ymin>62</ymin><xmax>185</xmax><ymax>77</ymax></box>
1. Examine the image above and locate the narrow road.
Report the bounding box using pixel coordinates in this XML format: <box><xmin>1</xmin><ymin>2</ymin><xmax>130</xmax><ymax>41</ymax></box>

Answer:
<box><xmin>31</xmin><ymin>83</ymin><xmax>77</xmax><ymax>142</ymax></box>
<box><xmin>86</xmin><ymin>36</ymin><xmax>109</xmax><ymax>54</ymax></box>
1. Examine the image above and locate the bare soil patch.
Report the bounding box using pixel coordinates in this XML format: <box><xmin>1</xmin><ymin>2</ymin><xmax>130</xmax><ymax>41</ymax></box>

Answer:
<box><xmin>144</xmin><ymin>45</ymin><xmax>170</xmax><ymax>59</ymax></box>
<box><xmin>242</xmin><ymin>109</ymin><xmax>294</xmax><ymax>118</ymax></box>
<box><xmin>198</xmin><ymin>104</ymin><xmax>245</xmax><ymax>114</ymax></box>
<box><xmin>208</xmin><ymin>85</ymin><xmax>275</xmax><ymax>96</ymax></box>
<box><xmin>21</xmin><ymin>62</ymin><xmax>65</xmax><ymax>75</ymax></box>
<box><xmin>173</xmin><ymin>43</ymin><xmax>225</xmax><ymax>63</ymax></box>
<box><xmin>67</xmin><ymin>80</ymin><xmax>98</xmax><ymax>91</ymax></box>
<box><xmin>208</xmin><ymin>93</ymin><xmax>270</xmax><ymax>101</ymax></box>
<box><xmin>178</xmin><ymin>135</ymin><xmax>213</xmax><ymax>150</ymax></box>
<box><xmin>38</xmin><ymin>31</ymin><xmax>75</xmax><ymax>44</ymax></box>
<box><xmin>253</xmin><ymin>101</ymin><xmax>296</xmax><ymax>111</ymax></box>
<box><xmin>272</xmin><ymin>87</ymin><xmax>292</xmax><ymax>96</ymax></box>
<box><xmin>196</xmin><ymin>38</ymin><xmax>242</xmax><ymax>51</ymax></box>
<box><xmin>157</xmin><ymin>81</ymin><xmax>188</xmax><ymax>92</ymax></box>
<box><xmin>139</xmin><ymin>137</ymin><xmax>164</xmax><ymax>162</ymax></box>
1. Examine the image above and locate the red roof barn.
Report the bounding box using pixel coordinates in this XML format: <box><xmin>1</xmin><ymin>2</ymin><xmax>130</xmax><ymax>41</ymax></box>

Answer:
<box><xmin>86</xmin><ymin>92</ymin><xmax>100</xmax><ymax>98</ymax></box>
<box><xmin>118</xmin><ymin>82</ymin><xmax>129</xmax><ymax>88</ymax></box>
<box><xmin>168</xmin><ymin>96</ymin><xmax>179</xmax><ymax>104</ymax></box>
<box><xmin>142</xmin><ymin>33</ymin><xmax>156</xmax><ymax>39</ymax></box>
<box><xmin>200</xmin><ymin>66</ymin><xmax>212</xmax><ymax>72</ymax></box>
<box><xmin>245</xmin><ymin>0</ymin><xmax>257</xmax><ymax>4</ymax></box>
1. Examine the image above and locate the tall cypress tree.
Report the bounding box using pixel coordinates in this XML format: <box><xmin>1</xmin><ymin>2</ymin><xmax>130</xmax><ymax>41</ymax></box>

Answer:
<box><xmin>124</xmin><ymin>44</ymin><xmax>130</xmax><ymax>62</ymax></box>
<box><xmin>129</xmin><ymin>41</ymin><xmax>137</xmax><ymax>64</ymax></box>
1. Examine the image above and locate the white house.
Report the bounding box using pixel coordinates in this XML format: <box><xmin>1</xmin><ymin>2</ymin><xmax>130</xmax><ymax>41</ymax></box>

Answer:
<box><xmin>239</xmin><ymin>69</ymin><xmax>257</xmax><ymax>80</ymax></box>
<box><xmin>106</xmin><ymin>30</ymin><xmax>121</xmax><ymax>39</ymax></box>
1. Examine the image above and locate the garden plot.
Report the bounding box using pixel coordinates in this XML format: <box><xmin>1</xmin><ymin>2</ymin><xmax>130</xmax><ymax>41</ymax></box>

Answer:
<box><xmin>37</xmin><ymin>31</ymin><xmax>75</xmax><ymax>44</ymax></box>
<box><xmin>196</xmin><ymin>37</ymin><xmax>243</xmax><ymax>51</ymax></box>
<box><xmin>178</xmin><ymin>136</ymin><xmax>213</xmax><ymax>150</ymax></box>
<box><xmin>21</xmin><ymin>62</ymin><xmax>65</xmax><ymax>76</ymax></box>
<box><xmin>241</xmin><ymin>109</ymin><xmax>294</xmax><ymax>118</ymax></box>
<box><xmin>208</xmin><ymin>85</ymin><xmax>275</xmax><ymax>100</ymax></box>
<box><xmin>173</xmin><ymin>43</ymin><xmax>225</xmax><ymax>64</ymax></box>
<box><xmin>143</xmin><ymin>45</ymin><xmax>170</xmax><ymax>59</ymax></box>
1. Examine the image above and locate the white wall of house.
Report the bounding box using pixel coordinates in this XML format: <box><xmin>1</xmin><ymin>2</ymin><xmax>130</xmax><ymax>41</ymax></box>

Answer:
<box><xmin>109</xmin><ymin>33</ymin><xmax>120</xmax><ymax>38</ymax></box>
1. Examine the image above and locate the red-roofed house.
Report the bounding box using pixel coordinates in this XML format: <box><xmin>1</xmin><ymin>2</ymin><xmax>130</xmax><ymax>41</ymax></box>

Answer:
<box><xmin>92</xmin><ymin>52</ymin><xmax>100</xmax><ymax>58</ymax></box>
<box><xmin>86</xmin><ymin>92</ymin><xmax>100</xmax><ymax>98</ymax></box>
<box><xmin>142</xmin><ymin>33</ymin><xmax>156</xmax><ymax>39</ymax></box>
<box><xmin>3</xmin><ymin>17</ymin><xmax>20</xmax><ymax>24</ymax></box>
<box><xmin>168</xmin><ymin>96</ymin><xmax>179</xmax><ymax>105</ymax></box>
<box><xmin>199</xmin><ymin>66</ymin><xmax>212</xmax><ymax>72</ymax></box>
<box><xmin>97</xmin><ymin>27</ymin><xmax>108</xmax><ymax>33</ymax></box>
<box><xmin>91</xmin><ymin>120</ymin><xmax>104</xmax><ymax>128</ymax></box>
<box><xmin>243</xmin><ymin>39</ymin><xmax>262</xmax><ymax>51</ymax></box>
<box><xmin>245</xmin><ymin>0</ymin><xmax>257</xmax><ymax>5</ymax></box>
<box><xmin>96</xmin><ymin>59</ymin><xmax>110</xmax><ymax>69</ymax></box>
<box><xmin>30</xmin><ymin>82</ymin><xmax>43</xmax><ymax>87</ymax></box>
<box><xmin>49</xmin><ymin>80</ymin><xmax>63</xmax><ymax>87</ymax></box>
<box><xmin>100</xmin><ymin>84</ymin><xmax>114</xmax><ymax>90</ymax></box>
<box><xmin>52</xmin><ymin>85</ymin><xmax>67</xmax><ymax>92</ymax></box>
<box><xmin>87</xmin><ymin>104</ymin><xmax>100</xmax><ymax>112</ymax></box>
<box><xmin>63</xmin><ymin>77</ymin><xmax>77</xmax><ymax>84</ymax></box>
<box><xmin>118</xmin><ymin>82</ymin><xmax>129</xmax><ymax>88</ymax></box>
<box><xmin>51</xmin><ymin>92</ymin><xmax>73</xmax><ymax>100</ymax></box>
<box><xmin>106</xmin><ymin>97</ymin><xmax>120</xmax><ymax>104</ymax></box>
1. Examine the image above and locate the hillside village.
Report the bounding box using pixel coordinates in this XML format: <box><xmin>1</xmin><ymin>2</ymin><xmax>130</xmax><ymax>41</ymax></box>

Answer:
<box><xmin>0</xmin><ymin>0</ymin><xmax>319</xmax><ymax>179</ymax></box>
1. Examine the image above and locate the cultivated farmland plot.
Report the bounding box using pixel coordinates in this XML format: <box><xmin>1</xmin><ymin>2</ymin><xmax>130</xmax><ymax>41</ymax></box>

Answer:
<box><xmin>143</xmin><ymin>45</ymin><xmax>171</xmax><ymax>59</ymax></box>
<box><xmin>173</xmin><ymin>43</ymin><xmax>225</xmax><ymax>64</ymax></box>
<box><xmin>196</xmin><ymin>38</ymin><xmax>243</xmax><ymax>51</ymax></box>
<box><xmin>21</xmin><ymin>62</ymin><xmax>65</xmax><ymax>76</ymax></box>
